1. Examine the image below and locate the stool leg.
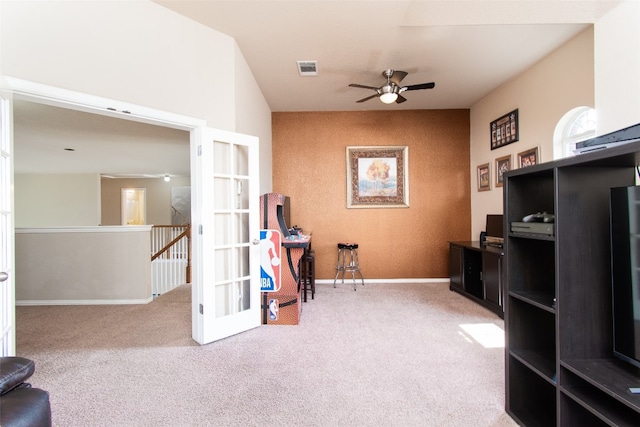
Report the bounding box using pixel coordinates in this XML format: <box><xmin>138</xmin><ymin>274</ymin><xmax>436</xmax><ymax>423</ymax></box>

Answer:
<box><xmin>333</xmin><ymin>248</ymin><xmax>344</xmax><ymax>288</ymax></box>
<box><xmin>353</xmin><ymin>249</ymin><xmax>364</xmax><ymax>287</ymax></box>
<box><xmin>350</xmin><ymin>249</ymin><xmax>357</xmax><ymax>291</ymax></box>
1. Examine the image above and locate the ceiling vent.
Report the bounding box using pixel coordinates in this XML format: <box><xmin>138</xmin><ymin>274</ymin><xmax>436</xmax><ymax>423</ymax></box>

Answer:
<box><xmin>297</xmin><ymin>61</ymin><xmax>318</xmax><ymax>76</ymax></box>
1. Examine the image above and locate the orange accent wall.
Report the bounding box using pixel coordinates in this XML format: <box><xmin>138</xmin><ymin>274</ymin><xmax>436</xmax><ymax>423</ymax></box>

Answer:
<box><xmin>272</xmin><ymin>110</ymin><xmax>471</xmax><ymax>280</ymax></box>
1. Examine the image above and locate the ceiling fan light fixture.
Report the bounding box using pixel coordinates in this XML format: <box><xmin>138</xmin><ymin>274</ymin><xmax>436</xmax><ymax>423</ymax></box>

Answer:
<box><xmin>380</xmin><ymin>92</ymin><xmax>398</xmax><ymax>104</ymax></box>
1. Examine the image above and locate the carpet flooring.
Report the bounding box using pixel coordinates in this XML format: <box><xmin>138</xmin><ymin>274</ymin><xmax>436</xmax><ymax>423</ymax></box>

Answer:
<box><xmin>15</xmin><ymin>281</ymin><xmax>517</xmax><ymax>426</ymax></box>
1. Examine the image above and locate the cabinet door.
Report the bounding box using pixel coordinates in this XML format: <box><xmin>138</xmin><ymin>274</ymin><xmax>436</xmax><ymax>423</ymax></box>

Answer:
<box><xmin>449</xmin><ymin>244</ymin><xmax>463</xmax><ymax>289</ymax></box>
<box><xmin>483</xmin><ymin>252</ymin><xmax>502</xmax><ymax>308</ymax></box>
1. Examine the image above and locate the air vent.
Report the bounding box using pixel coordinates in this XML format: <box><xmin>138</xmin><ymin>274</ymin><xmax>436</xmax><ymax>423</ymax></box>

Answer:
<box><xmin>297</xmin><ymin>61</ymin><xmax>318</xmax><ymax>76</ymax></box>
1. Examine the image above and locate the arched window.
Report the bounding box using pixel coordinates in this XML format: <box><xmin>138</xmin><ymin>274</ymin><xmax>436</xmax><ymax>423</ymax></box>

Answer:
<box><xmin>553</xmin><ymin>106</ymin><xmax>597</xmax><ymax>159</ymax></box>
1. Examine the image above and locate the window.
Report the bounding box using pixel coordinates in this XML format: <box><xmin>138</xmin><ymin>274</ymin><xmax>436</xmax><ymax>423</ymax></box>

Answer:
<box><xmin>553</xmin><ymin>106</ymin><xmax>596</xmax><ymax>159</ymax></box>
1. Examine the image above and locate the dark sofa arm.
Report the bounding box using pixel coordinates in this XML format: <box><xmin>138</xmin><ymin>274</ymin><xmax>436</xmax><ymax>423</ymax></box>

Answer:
<box><xmin>0</xmin><ymin>387</ymin><xmax>52</xmax><ymax>427</ymax></box>
<box><xmin>0</xmin><ymin>357</ymin><xmax>52</xmax><ymax>427</ymax></box>
<box><xmin>1</xmin><ymin>357</ymin><xmax>36</xmax><ymax>395</ymax></box>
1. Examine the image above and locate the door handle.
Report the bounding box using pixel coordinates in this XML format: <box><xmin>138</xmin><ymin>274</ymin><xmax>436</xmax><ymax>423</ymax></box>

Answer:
<box><xmin>0</xmin><ymin>272</ymin><xmax>8</xmax><ymax>282</ymax></box>
<box><xmin>252</xmin><ymin>239</ymin><xmax>260</xmax><ymax>245</ymax></box>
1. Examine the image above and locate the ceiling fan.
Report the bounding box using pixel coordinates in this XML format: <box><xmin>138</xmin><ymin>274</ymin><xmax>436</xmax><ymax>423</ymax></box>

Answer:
<box><xmin>349</xmin><ymin>69</ymin><xmax>435</xmax><ymax>104</ymax></box>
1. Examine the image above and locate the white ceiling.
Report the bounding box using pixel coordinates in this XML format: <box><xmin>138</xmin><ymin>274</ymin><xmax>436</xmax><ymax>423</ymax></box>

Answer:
<box><xmin>13</xmin><ymin>100</ymin><xmax>190</xmax><ymax>177</ymax></box>
<box><xmin>154</xmin><ymin>0</ymin><xmax>617</xmax><ymax>111</ymax></box>
<box><xmin>13</xmin><ymin>0</ymin><xmax>619</xmax><ymax>177</ymax></box>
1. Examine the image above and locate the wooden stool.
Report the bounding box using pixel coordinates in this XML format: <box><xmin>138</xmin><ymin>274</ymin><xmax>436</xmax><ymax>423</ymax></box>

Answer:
<box><xmin>333</xmin><ymin>243</ymin><xmax>364</xmax><ymax>290</ymax></box>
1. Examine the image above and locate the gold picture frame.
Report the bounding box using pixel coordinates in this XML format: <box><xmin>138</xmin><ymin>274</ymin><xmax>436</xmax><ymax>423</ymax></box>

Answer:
<box><xmin>518</xmin><ymin>146</ymin><xmax>540</xmax><ymax>168</ymax></box>
<box><xmin>477</xmin><ymin>163</ymin><xmax>491</xmax><ymax>192</ymax></box>
<box><xmin>495</xmin><ymin>154</ymin><xmax>512</xmax><ymax>188</ymax></box>
<box><xmin>346</xmin><ymin>146</ymin><xmax>409</xmax><ymax>208</ymax></box>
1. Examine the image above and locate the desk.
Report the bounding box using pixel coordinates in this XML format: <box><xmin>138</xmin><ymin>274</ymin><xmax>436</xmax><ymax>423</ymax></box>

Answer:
<box><xmin>449</xmin><ymin>241</ymin><xmax>503</xmax><ymax>318</ymax></box>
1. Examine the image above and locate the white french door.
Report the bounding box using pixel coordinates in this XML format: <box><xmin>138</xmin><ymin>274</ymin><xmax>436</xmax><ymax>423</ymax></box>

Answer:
<box><xmin>191</xmin><ymin>127</ymin><xmax>261</xmax><ymax>344</ymax></box>
<box><xmin>0</xmin><ymin>95</ymin><xmax>15</xmax><ymax>356</ymax></box>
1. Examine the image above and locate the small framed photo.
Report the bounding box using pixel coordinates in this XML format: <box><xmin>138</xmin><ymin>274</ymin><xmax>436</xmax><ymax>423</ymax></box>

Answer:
<box><xmin>518</xmin><ymin>146</ymin><xmax>540</xmax><ymax>168</ymax></box>
<box><xmin>477</xmin><ymin>163</ymin><xmax>491</xmax><ymax>192</ymax></box>
<box><xmin>495</xmin><ymin>155</ymin><xmax>512</xmax><ymax>188</ymax></box>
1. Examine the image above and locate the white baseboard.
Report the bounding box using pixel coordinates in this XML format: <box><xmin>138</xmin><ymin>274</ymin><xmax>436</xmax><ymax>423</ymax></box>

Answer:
<box><xmin>16</xmin><ymin>297</ymin><xmax>154</xmax><ymax>306</ymax></box>
<box><xmin>316</xmin><ymin>278</ymin><xmax>450</xmax><ymax>284</ymax></box>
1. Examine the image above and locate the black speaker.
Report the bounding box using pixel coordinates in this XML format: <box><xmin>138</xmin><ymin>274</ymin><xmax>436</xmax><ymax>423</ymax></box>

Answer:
<box><xmin>479</xmin><ymin>231</ymin><xmax>487</xmax><ymax>243</ymax></box>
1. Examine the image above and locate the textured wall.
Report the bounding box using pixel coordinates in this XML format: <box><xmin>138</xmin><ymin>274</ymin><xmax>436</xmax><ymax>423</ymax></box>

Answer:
<box><xmin>272</xmin><ymin>110</ymin><xmax>470</xmax><ymax>280</ymax></box>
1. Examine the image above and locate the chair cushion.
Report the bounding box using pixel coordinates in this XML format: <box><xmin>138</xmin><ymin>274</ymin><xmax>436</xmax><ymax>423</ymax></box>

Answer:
<box><xmin>0</xmin><ymin>357</ymin><xmax>35</xmax><ymax>395</ymax></box>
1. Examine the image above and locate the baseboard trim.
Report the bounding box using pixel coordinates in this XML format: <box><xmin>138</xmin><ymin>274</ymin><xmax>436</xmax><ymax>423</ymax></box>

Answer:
<box><xmin>316</xmin><ymin>278</ymin><xmax>450</xmax><ymax>284</ymax></box>
<box><xmin>15</xmin><ymin>280</ymin><xmax>450</xmax><ymax>305</ymax></box>
<box><xmin>16</xmin><ymin>297</ymin><xmax>154</xmax><ymax>306</ymax></box>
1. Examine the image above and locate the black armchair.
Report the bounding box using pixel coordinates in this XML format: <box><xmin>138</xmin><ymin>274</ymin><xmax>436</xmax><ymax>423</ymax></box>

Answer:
<box><xmin>0</xmin><ymin>357</ymin><xmax>52</xmax><ymax>427</ymax></box>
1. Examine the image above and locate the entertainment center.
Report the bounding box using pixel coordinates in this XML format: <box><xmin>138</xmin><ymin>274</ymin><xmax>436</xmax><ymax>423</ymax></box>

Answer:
<box><xmin>449</xmin><ymin>241</ymin><xmax>503</xmax><ymax>318</ymax></box>
<box><xmin>504</xmin><ymin>138</ymin><xmax>640</xmax><ymax>425</ymax></box>
<box><xmin>449</xmin><ymin>214</ymin><xmax>505</xmax><ymax>317</ymax></box>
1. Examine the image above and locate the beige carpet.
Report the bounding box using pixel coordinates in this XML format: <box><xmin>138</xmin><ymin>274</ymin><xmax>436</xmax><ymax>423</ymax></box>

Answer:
<box><xmin>16</xmin><ymin>282</ymin><xmax>517</xmax><ymax>426</ymax></box>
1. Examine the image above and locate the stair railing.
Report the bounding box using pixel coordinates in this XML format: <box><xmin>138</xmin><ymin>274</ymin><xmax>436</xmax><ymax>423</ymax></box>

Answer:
<box><xmin>150</xmin><ymin>224</ymin><xmax>191</xmax><ymax>296</ymax></box>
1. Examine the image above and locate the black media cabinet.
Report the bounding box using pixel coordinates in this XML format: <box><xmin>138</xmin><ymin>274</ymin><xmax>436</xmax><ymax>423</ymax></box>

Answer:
<box><xmin>504</xmin><ymin>139</ymin><xmax>640</xmax><ymax>426</ymax></box>
<box><xmin>449</xmin><ymin>241</ymin><xmax>504</xmax><ymax>318</ymax></box>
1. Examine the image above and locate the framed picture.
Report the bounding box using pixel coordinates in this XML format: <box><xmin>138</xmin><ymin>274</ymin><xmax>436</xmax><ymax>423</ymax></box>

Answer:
<box><xmin>490</xmin><ymin>109</ymin><xmax>519</xmax><ymax>150</ymax></box>
<box><xmin>518</xmin><ymin>146</ymin><xmax>540</xmax><ymax>168</ymax></box>
<box><xmin>477</xmin><ymin>163</ymin><xmax>491</xmax><ymax>192</ymax></box>
<box><xmin>346</xmin><ymin>146</ymin><xmax>409</xmax><ymax>208</ymax></box>
<box><xmin>495</xmin><ymin>155</ymin><xmax>512</xmax><ymax>188</ymax></box>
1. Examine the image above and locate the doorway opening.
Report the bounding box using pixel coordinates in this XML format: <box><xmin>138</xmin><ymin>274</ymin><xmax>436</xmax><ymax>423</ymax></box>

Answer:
<box><xmin>5</xmin><ymin>77</ymin><xmax>206</xmax><ymax>351</ymax></box>
<box><xmin>121</xmin><ymin>188</ymin><xmax>146</xmax><ymax>225</ymax></box>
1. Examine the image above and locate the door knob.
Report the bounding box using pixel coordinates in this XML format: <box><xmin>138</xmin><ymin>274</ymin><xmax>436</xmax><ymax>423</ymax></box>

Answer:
<box><xmin>252</xmin><ymin>239</ymin><xmax>260</xmax><ymax>245</ymax></box>
<box><xmin>0</xmin><ymin>272</ymin><xmax>8</xmax><ymax>282</ymax></box>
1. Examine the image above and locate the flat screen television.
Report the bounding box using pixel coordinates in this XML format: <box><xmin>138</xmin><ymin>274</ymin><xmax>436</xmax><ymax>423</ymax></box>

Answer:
<box><xmin>610</xmin><ymin>185</ymin><xmax>640</xmax><ymax>369</ymax></box>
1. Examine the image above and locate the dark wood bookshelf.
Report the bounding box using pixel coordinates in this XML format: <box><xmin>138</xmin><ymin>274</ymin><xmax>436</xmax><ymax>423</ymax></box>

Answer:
<box><xmin>504</xmin><ymin>139</ymin><xmax>640</xmax><ymax>426</ymax></box>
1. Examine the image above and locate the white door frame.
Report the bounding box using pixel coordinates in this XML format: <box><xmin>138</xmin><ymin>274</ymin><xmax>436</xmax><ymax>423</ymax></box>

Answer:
<box><xmin>0</xmin><ymin>94</ymin><xmax>15</xmax><ymax>356</ymax></box>
<box><xmin>1</xmin><ymin>77</ymin><xmax>210</xmax><ymax>347</ymax></box>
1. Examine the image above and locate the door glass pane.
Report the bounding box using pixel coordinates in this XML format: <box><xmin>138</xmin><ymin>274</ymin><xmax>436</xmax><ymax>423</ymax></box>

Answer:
<box><xmin>214</xmin><ymin>213</ymin><xmax>230</xmax><ymax>245</ymax></box>
<box><xmin>0</xmin><ymin>155</ymin><xmax>7</xmax><ymax>211</ymax></box>
<box><xmin>214</xmin><ymin>178</ymin><xmax>230</xmax><ymax>210</ymax></box>
<box><xmin>235</xmin><ymin>178</ymin><xmax>249</xmax><ymax>210</ymax></box>
<box><xmin>0</xmin><ymin>156</ymin><xmax>7</xmax><ymax>268</ymax></box>
<box><xmin>236</xmin><ymin>246</ymin><xmax>250</xmax><ymax>277</ymax></box>
<box><xmin>215</xmin><ymin>282</ymin><xmax>231</xmax><ymax>318</ymax></box>
<box><xmin>233</xmin><ymin>212</ymin><xmax>249</xmax><ymax>244</ymax></box>
<box><xmin>214</xmin><ymin>140</ymin><xmax>230</xmax><ymax>174</ymax></box>
<box><xmin>0</xmin><ymin>215</ymin><xmax>6</xmax><ymax>269</ymax></box>
<box><xmin>215</xmin><ymin>248</ymin><xmax>231</xmax><ymax>281</ymax></box>
<box><xmin>234</xmin><ymin>144</ymin><xmax>249</xmax><ymax>176</ymax></box>
<box><xmin>239</xmin><ymin>279</ymin><xmax>250</xmax><ymax>311</ymax></box>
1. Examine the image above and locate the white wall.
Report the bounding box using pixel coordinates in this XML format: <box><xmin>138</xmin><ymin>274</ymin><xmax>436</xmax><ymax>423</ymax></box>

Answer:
<box><xmin>15</xmin><ymin>227</ymin><xmax>152</xmax><ymax>304</ymax></box>
<box><xmin>1</xmin><ymin>0</ymin><xmax>273</xmax><ymax>191</ymax></box>
<box><xmin>469</xmin><ymin>27</ymin><xmax>595</xmax><ymax>238</ymax></box>
<box><xmin>14</xmin><ymin>174</ymin><xmax>101</xmax><ymax>227</ymax></box>
<box><xmin>594</xmin><ymin>0</ymin><xmax>640</xmax><ymax>135</ymax></box>
<box><xmin>1</xmin><ymin>1</ymin><xmax>234</xmax><ymax>129</ymax></box>
<box><xmin>234</xmin><ymin>43</ymin><xmax>273</xmax><ymax>194</ymax></box>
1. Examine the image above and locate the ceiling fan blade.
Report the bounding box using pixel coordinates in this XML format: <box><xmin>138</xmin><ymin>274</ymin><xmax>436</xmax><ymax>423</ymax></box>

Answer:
<box><xmin>389</xmin><ymin>70</ymin><xmax>408</xmax><ymax>86</ymax></box>
<box><xmin>396</xmin><ymin>94</ymin><xmax>407</xmax><ymax>104</ymax></box>
<box><xmin>356</xmin><ymin>94</ymin><xmax>379</xmax><ymax>103</ymax></box>
<box><xmin>349</xmin><ymin>83</ymin><xmax>379</xmax><ymax>90</ymax></box>
<box><xmin>403</xmin><ymin>82</ymin><xmax>435</xmax><ymax>91</ymax></box>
